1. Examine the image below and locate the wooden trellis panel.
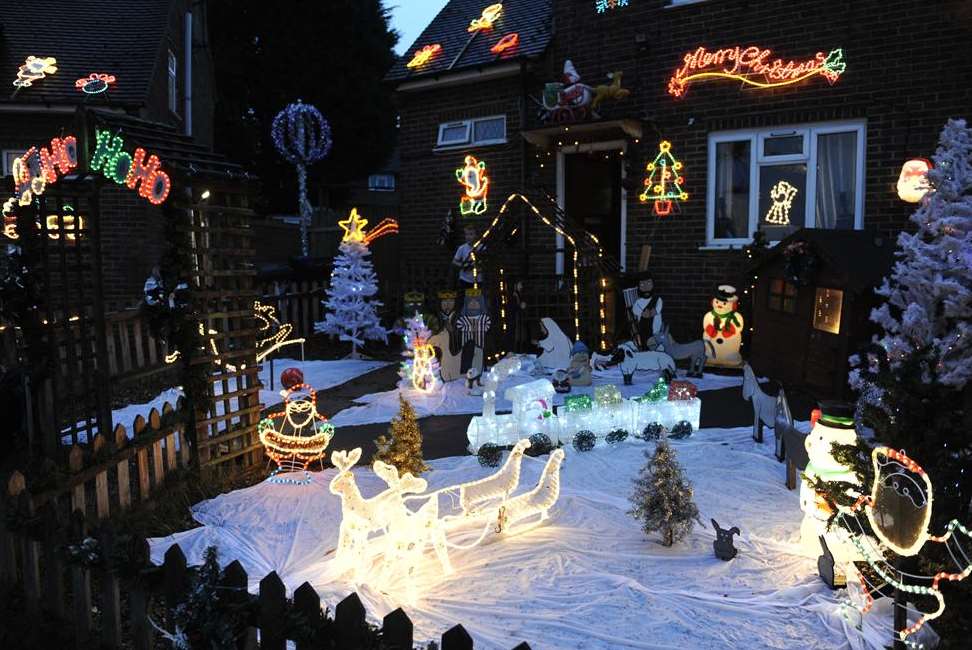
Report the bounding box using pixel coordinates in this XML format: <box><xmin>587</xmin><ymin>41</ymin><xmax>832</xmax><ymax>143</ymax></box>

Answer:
<box><xmin>179</xmin><ymin>197</ymin><xmax>262</xmax><ymax>473</ymax></box>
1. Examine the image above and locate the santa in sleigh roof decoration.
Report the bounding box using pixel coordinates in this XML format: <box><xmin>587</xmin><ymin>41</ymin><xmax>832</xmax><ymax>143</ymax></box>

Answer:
<box><xmin>536</xmin><ymin>60</ymin><xmax>630</xmax><ymax>124</ymax></box>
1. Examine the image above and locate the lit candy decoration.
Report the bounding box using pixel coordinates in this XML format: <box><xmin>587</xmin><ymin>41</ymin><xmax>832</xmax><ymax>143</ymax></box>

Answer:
<box><xmin>12</xmin><ymin>56</ymin><xmax>57</xmax><ymax>88</ymax></box>
<box><xmin>406</xmin><ymin>44</ymin><xmax>442</xmax><ymax>69</ymax></box>
<box><xmin>362</xmin><ymin>217</ymin><xmax>399</xmax><ymax>245</ymax></box>
<box><xmin>254</xmin><ymin>300</ymin><xmax>305</xmax><ymax>362</ymax></box>
<box><xmin>258</xmin><ymin>383</ymin><xmax>334</xmax><ymax>484</ymax></box>
<box><xmin>563</xmin><ymin>394</ymin><xmax>592</xmax><ymax>413</ymax></box>
<box><xmin>271</xmin><ymin>101</ymin><xmax>332</xmax><ymax>256</ymax></box>
<box><xmin>640</xmin><ymin>378</ymin><xmax>669</xmax><ymax>403</ymax></box>
<box><xmin>668</xmin><ymin>46</ymin><xmax>846</xmax><ymax>98</ymax></box>
<box><xmin>43</xmin><ymin>205</ymin><xmax>84</xmax><ymax>242</ymax></box>
<box><xmin>12</xmin><ymin>136</ymin><xmax>78</xmax><ymax>206</ymax></box>
<box><xmin>594</xmin><ymin>384</ymin><xmax>623</xmax><ymax>407</ymax></box>
<box><xmin>764</xmin><ymin>180</ymin><xmax>798</xmax><ymax>225</ymax></box>
<box><xmin>75</xmin><ymin>73</ymin><xmax>116</xmax><ymax>95</ymax></box>
<box><xmin>638</xmin><ymin>140</ymin><xmax>688</xmax><ymax>216</ymax></box>
<box><xmin>338</xmin><ymin>206</ymin><xmax>368</xmax><ymax>243</ymax></box>
<box><xmin>468</xmin><ymin>3</ymin><xmax>502</xmax><ymax>32</ymax></box>
<box><xmin>595</xmin><ymin>0</ymin><xmax>629</xmax><ymax>12</ymax></box>
<box><xmin>490</xmin><ymin>33</ymin><xmax>519</xmax><ymax>55</ymax></box>
<box><xmin>456</xmin><ymin>155</ymin><xmax>490</xmax><ymax>216</ymax></box>
<box><xmin>896</xmin><ymin>158</ymin><xmax>933</xmax><ymax>203</ymax></box>
<box><xmin>667</xmin><ymin>380</ymin><xmax>697</xmax><ymax>401</ymax></box>
<box><xmin>837</xmin><ymin>447</ymin><xmax>972</xmax><ymax>644</ymax></box>
<box><xmin>90</xmin><ymin>130</ymin><xmax>170</xmax><ymax>204</ymax></box>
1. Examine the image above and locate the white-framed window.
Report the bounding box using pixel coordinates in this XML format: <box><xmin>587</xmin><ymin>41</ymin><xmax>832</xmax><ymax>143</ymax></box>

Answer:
<box><xmin>368</xmin><ymin>174</ymin><xmax>396</xmax><ymax>192</ymax></box>
<box><xmin>706</xmin><ymin>121</ymin><xmax>865</xmax><ymax>245</ymax></box>
<box><xmin>167</xmin><ymin>50</ymin><xmax>178</xmax><ymax>114</ymax></box>
<box><xmin>436</xmin><ymin>115</ymin><xmax>507</xmax><ymax>149</ymax></box>
<box><xmin>2</xmin><ymin>150</ymin><xmax>22</xmax><ymax>177</ymax></box>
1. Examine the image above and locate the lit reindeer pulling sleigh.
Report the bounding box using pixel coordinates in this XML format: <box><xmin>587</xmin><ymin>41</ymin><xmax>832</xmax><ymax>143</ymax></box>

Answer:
<box><xmin>327</xmin><ymin>440</ymin><xmax>565</xmax><ymax>601</ymax></box>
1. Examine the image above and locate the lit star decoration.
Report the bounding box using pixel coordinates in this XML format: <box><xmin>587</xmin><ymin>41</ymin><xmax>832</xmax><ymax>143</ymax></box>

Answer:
<box><xmin>258</xmin><ymin>383</ymin><xmax>334</xmax><ymax>484</ymax></box>
<box><xmin>90</xmin><ymin>130</ymin><xmax>171</xmax><ymax>204</ymax></box>
<box><xmin>638</xmin><ymin>141</ymin><xmax>688</xmax><ymax>216</ymax></box>
<box><xmin>595</xmin><ymin>0</ymin><xmax>629</xmax><ymax>12</ymax></box>
<box><xmin>490</xmin><ymin>33</ymin><xmax>519</xmax><ymax>55</ymax></box>
<box><xmin>468</xmin><ymin>3</ymin><xmax>503</xmax><ymax>32</ymax></box>
<box><xmin>456</xmin><ymin>155</ymin><xmax>490</xmax><ymax>216</ymax></box>
<box><xmin>75</xmin><ymin>73</ymin><xmax>116</xmax><ymax>94</ymax></box>
<box><xmin>668</xmin><ymin>46</ymin><xmax>846</xmax><ymax>98</ymax></box>
<box><xmin>338</xmin><ymin>207</ymin><xmax>368</xmax><ymax>243</ymax></box>
<box><xmin>12</xmin><ymin>56</ymin><xmax>57</xmax><ymax>88</ymax></box>
<box><xmin>254</xmin><ymin>300</ymin><xmax>305</xmax><ymax>362</ymax></box>
<box><xmin>406</xmin><ymin>44</ymin><xmax>442</xmax><ymax>69</ymax></box>
<box><xmin>764</xmin><ymin>179</ymin><xmax>798</xmax><ymax>225</ymax></box>
<box><xmin>12</xmin><ymin>136</ymin><xmax>78</xmax><ymax>206</ymax></box>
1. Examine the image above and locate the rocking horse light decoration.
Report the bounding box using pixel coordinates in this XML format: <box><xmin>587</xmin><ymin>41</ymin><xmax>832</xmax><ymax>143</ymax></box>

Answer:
<box><xmin>254</xmin><ymin>300</ymin><xmax>305</xmax><ymax>362</ymax></box>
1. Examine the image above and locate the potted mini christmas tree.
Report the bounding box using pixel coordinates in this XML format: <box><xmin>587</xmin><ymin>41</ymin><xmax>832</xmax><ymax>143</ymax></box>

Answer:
<box><xmin>374</xmin><ymin>394</ymin><xmax>429</xmax><ymax>477</ymax></box>
<box><xmin>629</xmin><ymin>440</ymin><xmax>700</xmax><ymax>546</ymax></box>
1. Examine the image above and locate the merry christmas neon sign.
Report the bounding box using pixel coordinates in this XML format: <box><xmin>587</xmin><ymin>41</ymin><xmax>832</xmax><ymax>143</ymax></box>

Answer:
<box><xmin>90</xmin><ymin>130</ymin><xmax>171</xmax><ymax>205</ymax></box>
<box><xmin>668</xmin><ymin>46</ymin><xmax>846</xmax><ymax>98</ymax></box>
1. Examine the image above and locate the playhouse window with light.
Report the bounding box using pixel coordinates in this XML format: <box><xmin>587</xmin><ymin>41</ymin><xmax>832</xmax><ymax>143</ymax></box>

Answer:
<box><xmin>767</xmin><ymin>278</ymin><xmax>798</xmax><ymax>315</ymax></box>
<box><xmin>436</xmin><ymin>115</ymin><xmax>507</xmax><ymax>149</ymax></box>
<box><xmin>707</xmin><ymin>121</ymin><xmax>865</xmax><ymax>246</ymax></box>
<box><xmin>812</xmin><ymin>287</ymin><xmax>843</xmax><ymax>334</ymax></box>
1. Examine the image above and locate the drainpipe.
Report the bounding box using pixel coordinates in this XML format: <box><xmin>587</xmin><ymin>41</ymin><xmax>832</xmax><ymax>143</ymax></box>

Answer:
<box><xmin>184</xmin><ymin>11</ymin><xmax>193</xmax><ymax>137</ymax></box>
<box><xmin>520</xmin><ymin>60</ymin><xmax>529</xmax><ymax>275</ymax></box>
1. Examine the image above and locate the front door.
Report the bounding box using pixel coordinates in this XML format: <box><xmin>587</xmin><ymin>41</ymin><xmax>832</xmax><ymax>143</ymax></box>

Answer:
<box><xmin>564</xmin><ymin>150</ymin><xmax>623</xmax><ymax>265</ymax></box>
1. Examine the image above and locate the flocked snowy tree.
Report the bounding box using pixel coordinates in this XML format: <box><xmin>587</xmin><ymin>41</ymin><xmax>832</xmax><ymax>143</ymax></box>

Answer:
<box><xmin>374</xmin><ymin>394</ymin><xmax>429</xmax><ymax>476</ymax></box>
<box><xmin>868</xmin><ymin>118</ymin><xmax>972</xmax><ymax>387</ymax></box>
<box><xmin>629</xmin><ymin>441</ymin><xmax>700</xmax><ymax>546</ymax></box>
<box><xmin>316</xmin><ymin>208</ymin><xmax>387</xmax><ymax>358</ymax></box>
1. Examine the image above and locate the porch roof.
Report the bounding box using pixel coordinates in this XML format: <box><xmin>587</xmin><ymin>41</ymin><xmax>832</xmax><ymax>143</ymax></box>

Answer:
<box><xmin>385</xmin><ymin>0</ymin><xmax>552</xmax><ymax>85</ymax></box>
<box><xmin>520</xmin><ymin>119</ymin><xmax>643</xmax><ymax>150</ymax></box>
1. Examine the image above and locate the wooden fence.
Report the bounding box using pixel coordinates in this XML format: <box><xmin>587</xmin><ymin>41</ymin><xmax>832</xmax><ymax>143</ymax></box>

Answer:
<box><xmin>257</xmin><ymin>278</ymin><xmax>328</xmax><ymax>340</ymax></box>
<box><xmin>1</xmin><ymin>468</ymin><xmax>533</xmax><ymax>649</ymax></box>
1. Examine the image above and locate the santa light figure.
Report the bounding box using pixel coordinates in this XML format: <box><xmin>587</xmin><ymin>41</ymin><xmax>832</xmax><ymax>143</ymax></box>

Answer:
<box><xmin>702</xmin><ymin>285</ymin><xmax>743</xmax><ymax>367</ymax></box>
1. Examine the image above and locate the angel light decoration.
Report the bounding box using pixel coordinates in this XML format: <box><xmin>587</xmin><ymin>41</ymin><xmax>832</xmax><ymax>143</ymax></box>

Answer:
<box><xmin>258</xmin><ymin>383</ymin><xmax>334</xmax><ymax>484</ymax></box>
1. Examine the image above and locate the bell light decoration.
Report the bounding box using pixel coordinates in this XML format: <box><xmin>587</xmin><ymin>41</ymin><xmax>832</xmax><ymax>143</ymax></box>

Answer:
<box><xmin>896</xmin><ymin>158</ymin><xmax>933</xmax><ymax>203</ymax></box>
<box><xmin>258</xmin><ymin>384</ymin><xmax>335</xmax><ymax>484</ymax></box>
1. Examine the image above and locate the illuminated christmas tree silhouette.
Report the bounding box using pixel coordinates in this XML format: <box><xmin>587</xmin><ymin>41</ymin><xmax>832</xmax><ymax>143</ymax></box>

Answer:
<box><xmin>638</xmin><ymin>141</ymin><xmax>688</xmax><ymax>217</ymax></box>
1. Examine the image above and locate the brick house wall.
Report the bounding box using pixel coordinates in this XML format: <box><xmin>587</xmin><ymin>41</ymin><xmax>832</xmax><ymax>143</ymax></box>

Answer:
<box><xmin>394</xmin><ymin>0</ymin><xmax>971</xmax><ymax>350</ymax></box>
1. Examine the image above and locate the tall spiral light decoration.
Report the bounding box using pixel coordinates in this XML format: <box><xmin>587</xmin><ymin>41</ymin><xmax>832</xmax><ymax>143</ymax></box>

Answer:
<box><xmin>271</xmin><ymin>101</ymin><xmax>332</xmax><ymax>256</ymax></box>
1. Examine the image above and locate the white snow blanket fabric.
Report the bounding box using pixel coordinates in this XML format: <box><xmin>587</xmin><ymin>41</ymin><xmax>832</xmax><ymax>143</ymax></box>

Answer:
<box><xmin>149</xmin><ymin>425</ymin><xmax>887</xmax><ymax>649</ymax></box>
<box><xmin>329</xmin><ymin>364</ymin><xmax>749</xmax><ymax>427</ymax></box>
<box><xmin>257</xmin><ymin>357</ymin><xmax>388</xmax><ymax>408</ymax></box>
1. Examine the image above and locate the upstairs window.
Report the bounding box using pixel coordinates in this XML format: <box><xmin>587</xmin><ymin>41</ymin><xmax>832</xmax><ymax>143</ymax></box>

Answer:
<box><xmin>368</xmin><ymin>174</ymin><xmax>396</xmax><ymax>192</ymax></box>
<box><xmin>436</xmin><ymin>115</ymin><xmax>507</xmax><ymax>149</ymax></box>
<box><xmin>167</xmin><ymin>50</ymin><xmax>178</xmax><ymax>114</ymax></box>
<box><xmin>707</xmin><ymin>121</ymin><xmax>865</xmax><ymax>245</ymax></box>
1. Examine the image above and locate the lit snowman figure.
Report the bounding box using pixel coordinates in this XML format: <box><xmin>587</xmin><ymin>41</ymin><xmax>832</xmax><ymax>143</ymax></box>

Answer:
<box><xmin>799</xmin><ymin>402</ymin><xmax>862</xmax><ymax>585</ymax></box>
<box><xmin>702</xmin><ymin>285</ymin><xmax>744</xmax><ymax>367</ymax></box>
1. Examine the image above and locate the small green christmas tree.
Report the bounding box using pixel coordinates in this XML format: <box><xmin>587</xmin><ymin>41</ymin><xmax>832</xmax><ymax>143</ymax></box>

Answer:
<box><xmin>629</xmin><ymin>441</ymin><xmax>699</xmax><ymax>546</ymax></box>
<box><xmin>374</xmin><ymin>394</ymin><xmax>429</xmax><ymax>476</ymax></box>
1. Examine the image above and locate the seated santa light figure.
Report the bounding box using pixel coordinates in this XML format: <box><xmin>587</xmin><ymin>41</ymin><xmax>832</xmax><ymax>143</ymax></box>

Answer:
<box><xmin>799</xmin><ymin>402</ymin><xmax>862</xmax><ymax>587</ymax></box>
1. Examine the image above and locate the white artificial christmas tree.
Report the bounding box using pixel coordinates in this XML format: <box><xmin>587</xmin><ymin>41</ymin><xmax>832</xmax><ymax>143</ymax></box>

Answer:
<box><xmin>316</xmin><ymin>208</ymin><xmax>387</xmax><ymax>358</ymax></box>
<box><xmin>869</xmin><ymin>118</ymin><xmax>972</xmax><ymax>388</ymax></box>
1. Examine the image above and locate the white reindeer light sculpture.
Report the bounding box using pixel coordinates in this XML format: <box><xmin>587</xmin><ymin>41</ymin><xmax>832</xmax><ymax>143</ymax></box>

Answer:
<box><xmin>459</xmin><ymin>439</ymin><xmax>532</xmax><ymax>515</ymax></box>
<box><xmin>496</xmin><ymin>449</ymin><xmax>566</xmax><ymax>532</ymax></box>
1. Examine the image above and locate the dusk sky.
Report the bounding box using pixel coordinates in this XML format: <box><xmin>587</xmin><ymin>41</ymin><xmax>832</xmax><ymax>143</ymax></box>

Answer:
<box><xmin>387</xmin><ymin>0</ymin><xmax>450</xmax><ymax>54</ymax></box>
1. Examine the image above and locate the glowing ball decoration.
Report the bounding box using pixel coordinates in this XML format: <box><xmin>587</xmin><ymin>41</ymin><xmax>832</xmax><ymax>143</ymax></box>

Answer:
<box><xmin>271</xmin><ymin>101</ymin><xmax>333</xmax><ymax>256</ymax></box>
<box><xmin>280</xmin><ymin>367</ymin><xmax>304</xmax><ymax>390</ymax></box>
<box><xmin>896</xmin><ymin>158</ymin><xmax>933</xmax><ymax>203</ymax></box>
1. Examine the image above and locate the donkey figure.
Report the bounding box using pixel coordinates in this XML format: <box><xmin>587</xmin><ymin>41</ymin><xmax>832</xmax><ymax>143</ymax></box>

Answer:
<box><xmin>649</xmin><ymin>325</ymin><xmax>706</xmax><ymax>378</ymax></box>
<box><xmin>742</xmin><ymin>363</ymin><xmax>791</xmax><ymax>447</ymax></box>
